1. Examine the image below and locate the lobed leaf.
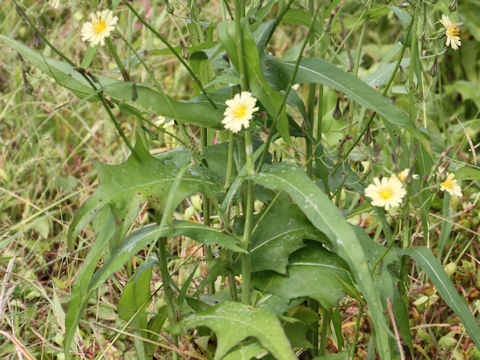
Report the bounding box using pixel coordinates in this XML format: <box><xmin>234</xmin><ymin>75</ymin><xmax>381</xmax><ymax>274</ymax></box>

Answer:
<box><xmin>173</xmin><ymin>301</ymin><xmax>296</xmax><ymax>360</ymax></box>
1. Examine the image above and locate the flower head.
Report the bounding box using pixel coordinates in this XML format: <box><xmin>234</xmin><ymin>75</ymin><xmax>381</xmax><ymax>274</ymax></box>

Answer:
<box><xmin>222</xmin><ymin>92</ymin><xmax>258</xmax><ymax>133</ymax></box>
<box><xmin>398</xmin><ymin>168</ymin><xmax>419</xmax><ymax>182</ymax></box>
<box><xmin>439</xmin><ymin>172</ymin><xmax>462</xmax><ymax>197</ymax></box>
<box><xmin>440</xmin><ymin>15</ymin><xmax>461</xmax><ymax>50</ymax></box>
<box><xmin>50</xmin><ymin>0</ymin><xmax>60</xmax><ymax>8</ymax></box>
<box><xmin>81</xmin><ymin>10</ymin><xmax>118</xmax><ymax>47</ymax></box>
<box><xmin>365</xmin><ymin>176</ymin><xmax>407</xmax><ymax>210</ymax></box>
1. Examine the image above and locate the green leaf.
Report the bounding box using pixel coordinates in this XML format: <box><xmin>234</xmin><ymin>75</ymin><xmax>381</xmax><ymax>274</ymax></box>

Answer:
<box><xmin>223</xmin><ymin>341</ymin><xmax>267</xmax><ymax>360</ymax></box>
<box><xmin>68</xmin><ymin>141</ymin><xmax>220</xmax><ymax>248</ymax></box>
<box><xmin>281</xmin><ymin>9</ymin><xmax>323</xmax><ymax>35</ymax></box>
<box><xmin>363</xmin><ymin>59</ymin><xmax>410</xmax><ymax>88</ymax></box>
<box><xmin>251</xmin><ymin>203</ymin><xmax>321</xmax><ymax>273</ymax></box>
<box><xmin>146</xmin><ymin>306</ymin><xmax>168</xmax><ymax>356</ymax></box>
<box><xmin>250</xmin><ymin>163</ymin><xmax>391</xmax><ymax>359</ymax></box>
<box><xmin>173</xmin><ymin>301</ymin><xmax>296</xmax><ymax>360</ymax></box>
<box><xmin>252</xmin><ymin>244</ymin><xmax>357</xmax><ymax>309</ymax></box>
<box><xmin>0</xmin><ymin>35</ymin><xmax>224</xmax><ymax>128</ymax></box>
<box><xmin>117</xmin><ymin>260</ymin><xmax>155</xmax><ymax>360</ymax></box>
<box><xmin>265</xmin><ymin>57</ymin><xmax>420</xmax><ymax>136</ymax></box>
<box><xmin>455</xmin><ymin>166</ymin><xmax>480</xmax><ymax>180</ymax></box>
<box><xmin>403</xmin><ymin>247</ymin><xmax>480</xmax><ymax>349</ymax></box>
<box><xmin>117</xmin><ymin>260</ymin><xmax>155</xmax><ymax>321</ymax></box>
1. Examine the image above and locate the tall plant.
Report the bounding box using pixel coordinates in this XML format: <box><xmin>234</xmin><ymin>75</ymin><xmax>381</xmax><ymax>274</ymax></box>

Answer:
<box><xmin>4</xmin><ymin>0</ymin><xmax>480</xmax><ymax>359</ymax></box>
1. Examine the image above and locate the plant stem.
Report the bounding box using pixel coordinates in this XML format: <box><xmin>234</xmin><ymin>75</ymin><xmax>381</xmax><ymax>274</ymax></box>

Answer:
<box><xmin>350</xmin><ymin>304</ymin><xmax>364</xmax><ymax>360</ymax></box>
<box><xmin>200</xmin><ymin>128</ymin><xmax>215</xmax><ymax>295</ymax></box>
<box><xmin>241</xmin><ymin>179</ymin><xmax>254</xmax><ymax>304</ymax></box>
<box><xmin>348</xmin><ymin>2</ymin><xmax>371</xmax><ymax>134</ymax></box>
<box><xmin>257</xmin><ymin>4</ymin><xmax>322</xmax><ymax>172</ymax></box>
<box><xmin>234</xmin><ymin>0</ymin><xmax>247</xmax><ymax>89</ymax></box>
<box><xmin>319</xmin><ymin>308</ymin><xmax>331</xmax><ymax>356</ymax></box>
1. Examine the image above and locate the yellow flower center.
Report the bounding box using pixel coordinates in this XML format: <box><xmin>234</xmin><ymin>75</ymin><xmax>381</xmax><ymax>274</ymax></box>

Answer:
<box><xmin>379</xmin><ymin>188</ymin><xmax>393</xmax><ymax>200</ymax></box>
<box><xmin>446</xmin><ymin>24</ymin><xmax>459</xmax><ymax>37</ymax></box>
<box><xmin>94</xmin><ymin>20</ymin><xmax>107</xmax><ymax>34</ymax></box>
<box><xmin>441</xmin><ymin>178</ymin><xmax>454</xmax><ymax>189</ymax></box>
<box><xmin>233</xmin><ymin>105</ymin><xmax>247</xmax><ymax>119</ymax></box>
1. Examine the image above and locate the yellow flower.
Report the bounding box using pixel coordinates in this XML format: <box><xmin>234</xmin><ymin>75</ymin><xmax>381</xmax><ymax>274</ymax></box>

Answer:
<box><xmin>222</xmin><ymin>92</ymin><xmax>258</xmax><ymax>133</ymax></box>
<box><xmin>398</xmin><ymin>168</ymin><xmax>419</xmax><ymax>182</ymax></box>
<box><xmin>365</xmin><ymin>176</ymin><xmax>406</xmax><ymax>210</ymax></box>
<box><xmin>50</xmin><ymin>0</ymin><xmax>60</xmax><ymax>8</ymax></box>
<box><xmin>439</xmin><ymin>172</ymin><xmax>462</xmax><ymax>197</ymax></box>
<box><xmin>440</xmin><ymin>15</ymin><xmax>461</xmax><ymax>50</ymax></box>
<box><xmin>81</xmin><ymin>10</ymin><xmax>118</xmax><ymax>47</ymax></box>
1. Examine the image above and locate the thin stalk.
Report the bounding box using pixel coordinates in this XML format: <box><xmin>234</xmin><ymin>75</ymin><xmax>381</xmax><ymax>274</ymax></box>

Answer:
<box><xmin>122</xmin><ymin>0</ymin><xmax>217</xmax><ymax>109</ymax></box>
<box><xmin>257</xmin><ymin>4</ymin><xmax>322</xmax><ymax>172</ymax></box>
<box><xmin>350</xmin><ymin>305</ymin><xmax>364</xmax><ymax>360</ymax></box>
<box><xmin>106</xmin><ymin>37</ymin><xmax>130</xmax><ymax>81</ymax></box>
<box><xmin>329</xmin><ymin>7</ymin><xmax>417</xmax><ymax>177</ymax></box>
<box><xmin>409</xmin><ymin>4</ymin><xmax>420</xmax><ymax>121</ymax></box>
<box><xmin>264</xmin><ymin>0</ymin><xmax>295</xmax><ymax>46</ymax></box>
<box><xmin>348</xmin><ymin>4</ymin><xmax>370</xmax><ymax>134</ymax></box>
<box><xmin>319</xmin><ymin>309</ymin><xmax>331</xmax><ymax>356</ymax></box>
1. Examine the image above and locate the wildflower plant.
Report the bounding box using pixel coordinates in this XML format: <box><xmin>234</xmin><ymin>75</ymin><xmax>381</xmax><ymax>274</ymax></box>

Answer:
<box><xmin>3</xmin><ymin>0</ymin><xmax>480</xmax><ymax>359</ymax></box>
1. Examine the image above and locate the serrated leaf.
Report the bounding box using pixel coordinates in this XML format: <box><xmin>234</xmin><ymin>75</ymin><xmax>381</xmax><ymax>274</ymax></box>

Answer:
<box><xmin>265</xmin><ymin>57</ymin><xmax>420</xmax><ymax>137</ymax></box>
<box><xmin>0</xmin><ymin>35</ymin><xmax>224</xmax><ymax>128</ymax></box>
<box><xmin>252</xmin><ymin>244</ymin><xmax>356</xmax><ymax>309</ymax></box>
<box><xmin>68</xmin><ymin>141</ymin><xmax>220</xmax><ymax>248</ymax></box>
<box><xmin>403</xmin><ymin>247</ymin><xmax>480</xmax><ymax>349</ymax></box>
<box><xmin>250</xmin><ymin>163</ymin><xmax>391</xmax><ymax>359</ymax></box>
<box><xmin>251</xmin><ymin>204</ymin><xmax>320</xmax><ymax>273</ymax></box>
<box><xmin>173</xmin><ymin>301</ymin><xmax>296</xmax><ymax>360</ymax></box>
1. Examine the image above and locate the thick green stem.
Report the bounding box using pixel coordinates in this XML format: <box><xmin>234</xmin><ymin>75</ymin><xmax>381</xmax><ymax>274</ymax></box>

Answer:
<box><xmin>234</xmin><ymin>0</ymin><xmax>247</xmax><ymax>89</ymax></box>
<box><xmin>241</xmin><ymin>180</ymin><xmax>254</xmax><ymax>304</ymax></box>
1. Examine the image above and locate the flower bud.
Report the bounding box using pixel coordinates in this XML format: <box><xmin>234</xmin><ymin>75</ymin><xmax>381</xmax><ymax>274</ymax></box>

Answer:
<box><xmin>191</xmin><ymin>194</ymin><xmax>203</xmax><ymax>212</ymax></box>
<box><xmin>333</xmin><ymin>97</ymin><xmax>342</xmax><ymax>120</ymax></box>
<box><xmin>448</xmin><ymin>0</ymin><xmax>457</xmax><ymax>12</ymax></box>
